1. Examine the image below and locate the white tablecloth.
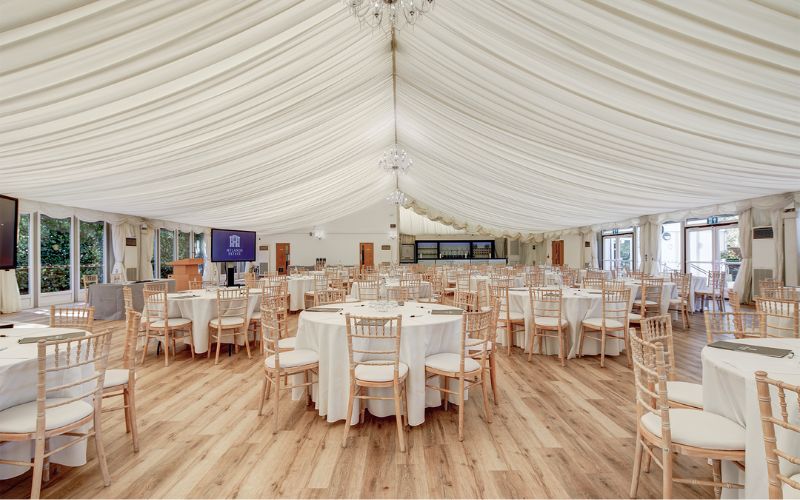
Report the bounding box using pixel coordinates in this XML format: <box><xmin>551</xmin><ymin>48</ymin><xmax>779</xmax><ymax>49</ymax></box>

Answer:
<box><xmin>702</xmin><ymin>338</ymin><xmax>800</xmax><ymax>498</ymax></box>
<box><xmin>286</xmin><ymin>277</ymin><xmax>315</xmax><ymax>311</ymax></box>
<box><xmin>0</xmin><ymin>326</ymin><xmax>93</xmax><ymax>479</ymax></box>
<box><xmin>166</xmin><ymin>289</ymin><xmax>261</xmax><ymax>354</ymax></box>
<box><xmin>349</xmin><ymin>280</ymin><xmax>432</xmax><ymax>300</ymax></box>
<box><xmin>294</xmin><ymin>302</ymin><xmax>465</xmax><ymax>426</ymax></box>
<box><xmin>622</xmin><ymin>279</ymin><xmax>676</xmax><ymax>316</ymax></box>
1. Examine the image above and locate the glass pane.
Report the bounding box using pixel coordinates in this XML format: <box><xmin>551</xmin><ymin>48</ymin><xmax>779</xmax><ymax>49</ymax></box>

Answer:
<box><xmin>40</xmin><ymin>215</ymin><xmax>72</xmax><ymax>293</ymax></box>
<box><xmin>717</xmin><ymin>226</ymin><xmax>740</xmax><ymax>283</ymax></box>
<box><xmin>194</xmin><ymin>233</ymin><xmax>205</xmax><ymax>275</ymax></box>
<box><xmin>659</xmin><ymin>222</ymin><xmax>682</xmax><ymax>272</ymax></box>
<box><xmin>79</xmin><ymin>220</ymin><xmax>104</xmax><ymax>286</ymax></box>
<box><xmin>619</xmin><ymin>236</ymin><xmax>633</xmax><ymax>271</ymax></box>
<box><xmin>178</xmin><ymin>231</ymin><xmax>190</xmax><ymax>260</ymax></box>
<box><xmin>159</xmin><ymin>229</ymin><xmax>175</xmax><ymax>278</ymax></box>
<box><xmin>686</xmin><ymin>228</ymin><xmax>713</xmax><ymax>277</ymax></box>
<box><xmin>16</xmin><ymin>214</ymin><xmax>30</xmax><ymax>295</ymax></box>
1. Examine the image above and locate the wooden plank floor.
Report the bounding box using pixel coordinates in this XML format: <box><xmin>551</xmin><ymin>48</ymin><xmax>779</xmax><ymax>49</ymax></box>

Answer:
<box><xmin>0</xmin><ymin>304</ymin><xmax>722</xmax><ymax>499</ymax></box>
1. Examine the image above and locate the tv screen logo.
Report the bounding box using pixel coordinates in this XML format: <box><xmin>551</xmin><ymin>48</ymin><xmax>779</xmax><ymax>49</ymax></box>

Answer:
<box><xmin>229</xmin><ymin>234</ymin><xmax>240</xmax><ymax>248</ymax></box>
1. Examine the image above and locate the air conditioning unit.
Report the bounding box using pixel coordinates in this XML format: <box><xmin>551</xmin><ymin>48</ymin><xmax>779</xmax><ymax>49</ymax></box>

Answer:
<box><xmin>125</xmin><ymin>268</ymin><xmax>138</xmax><ymax>281</ymax></box>
<box><xmin>752</xmin><ymin>225</ymin><xmax>776</xmax><ymax>297</ymax></box>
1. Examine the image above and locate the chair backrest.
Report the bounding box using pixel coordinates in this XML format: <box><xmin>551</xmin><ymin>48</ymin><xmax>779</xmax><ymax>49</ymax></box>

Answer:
<box><xmin>462</xmin><ymin>309</ymin><xmax>493</xmax><ymax>368</ymax></box>
<box><xmin>709</xmin><ymin>270</ymin><xmax>727</xmax><ymax>298</ymax></box>
<box><xmin>344</xmin><ymin>314</ymin><xmax>403</xmax><ymax>380</ymax></box>
<box><xmin>756</xmin><ymin>297</ymin><xmax>800</xmax><ymax>338</ymax></box>
<box><xmin>262</xmin><ymin>296</ymin><xmax>290</xmax><ymax>338</ymax></box>
<box><xmin>675</xmin><ymin>273</ymin><xmax>691</xmax><ymax>300</ymax></box>
<box><xmin>487</xmin><ymin>283</ymin><xmax>512</xmax><ymax>322</ymax></box>
<box><xmin>601</xmin><ymin>288</ymin><xmax>630</xmax><ymax>328</ymax></box>
<box><xmin>761</xmin><ymin>278</ymin><xmax>784</xmax><ymax>293</ymax></box>
<box><xmin>584</xmin><ymin>277</ymin><xmax>605</xmax><ymax>290</ymax></box>
<box><xmin>386</xmin><ymin>285</ymin><xmax>412</xmax><ymax>302</ymax></box>
<box><xmin>639</xmin><ymin>315</ymin><xmax>676</xmax><ymax>380</ymax></box>
<box><xmin>400</xmin><ymin>278</ymin><xmax>422</xmax><ymax>300</ymax></box>
<box><xmin>356</xmin><ymin>279</ymin><xmax>381</xmax><ymax>301</ymax></box>
<box><xmin>188</xmin><ymin>279</ymin><xmax>203</xmax><ymax>290</ymax></box>
<box><xmin>728</xmin><ymin>289</ymin><xmax>741</xmax><ymax>313</ymax></box>
<box><xmin>50</xmin><ymin>305</ymin><xmax>95</xmax><ymax>332</ymax></box>
<box><xmin>216</xmin><ymin>288</ymin><xmax>249</xmax><ymax>320</ymax></box>
<box><xmin>82</xmin><ymin>274</ymin><xmax>99</xmax><ymax>289</ymax></box>
<box><xmin>529</xmin><ymin>288</ymin><xmax>562</xmax><ymax>324</ymax></box>
<box><xmin>765</xmin><ymin>287</ymin><xmax>800</xmax><ymax>301</ymax></box>
<box><xmin>703</xmin><ymin>310</ymin><xmax>766</xmax><ymax>343</ymax></box>
<box><xmin>456</xmin><ymin>272</ymin><xmax>472</xmax><ymax>291</ymax></box>
<box><xmin>604</xmin><ymin>279</ymin><xmax>627</xmax><ymax>291</ymax></box>
<box><xmin>122</xmin><ymin>310</ymin><xmax>141</xmax><ymax>372</ymax></box>
<box><xmin>261</xmin><ymin>307</ymin><xmax>287</xmax><ymax>370</ymax></box>
<box><xmin>143</xmin><ymin>289</ymin><xmax>169</xmax><ymax>324</ymax></box>
<box><xmin>629</xmin><ymin>331</ymin><xmax>673</xmax><ymax>447</ymax></box>
<box><xmin>454</xmin><ymin>290</ymin><xmax>478</xmax><ymax>312</ymax></box>
<box><xmin>314</xmin><ymin>289</ymin><xmax>346</xmax><ymax>306</ymax></box>
<box><xmin>561</xmin><ymin>269</ymin><xmax>578</xmax><ymax>288</ymax></box>
<box><xmin>755</xmin><ymin>370</ymin><xmax>800</xmax><ymax>499</ymax></box>
<box><xmin>110</xmin><ymin>272</ymin><xmax>125</xmax><ymax>284</ymax></box>
<box><xmin>587</xmin><ymin>270</ymin><xmax>605</xmax><ymax>281</ymax></box>
<box><xmin>640</xmin><ymin>277</ymin><xmax>664</xmax><ymax>312</ymax></box>
<box><xmin>35</xmin><ymin>329</ymin><xmax>113</xmax><ymax>435</ymax></box>
<box><xmin>143</xmin><ymin>281</ymin><xmax>168</xmax><ymax>292</ymax></box>
<box><xmin>244</xmin><ymin>276</ymin><xmax>260</xmax><ymax>289</ymax></box>
<box><xmin>313</xmin><ymin>275</ymin><xmax>329</xmax><ymax>292</ymax></box>
<box><xmin>122</xmin><ymin>285</ymin><xmax>133</xmax><ymax>312</ymax></box>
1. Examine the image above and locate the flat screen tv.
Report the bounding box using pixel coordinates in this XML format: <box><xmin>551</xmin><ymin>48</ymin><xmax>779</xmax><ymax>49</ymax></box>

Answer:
<box><xmin>210</xmin><ymin>228</ymin><xmax>256</xmax><ymax>263</ymax></box>
<box><xmin>0</xmin><ymin>195</ymin><xmax>18</xmax><ymax>270</ymax></box>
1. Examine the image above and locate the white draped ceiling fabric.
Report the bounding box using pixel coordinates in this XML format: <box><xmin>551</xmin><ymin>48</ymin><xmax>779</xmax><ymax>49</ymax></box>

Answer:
<box><xmin>0</xmin><ymin>0</ymin><xmax>798</xmax><ymax>236</ymax></box>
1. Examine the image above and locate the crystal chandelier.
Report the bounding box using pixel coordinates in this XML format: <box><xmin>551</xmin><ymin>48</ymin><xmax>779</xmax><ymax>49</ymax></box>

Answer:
<box><xmin>379</xmin><ymin>144</ymin><xmax>412</xmax><ymax>174</ymax></box>
<box><xmin>386</xmin><ymin>189</ymin><xmax>408</xmax><ymax>205</ymax></box>
<box><xmin>344</xmin><ymin>0</ymin><xmax>435</xmax><ymax>32</ymax></box>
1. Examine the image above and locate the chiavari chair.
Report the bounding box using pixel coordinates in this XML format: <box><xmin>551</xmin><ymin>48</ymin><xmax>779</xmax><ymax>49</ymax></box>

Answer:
<box><xmin>258</xmin><ymin>307</ymin><xmax>318</xmax><ymax>434</ymax></box>
<box><xmin>453</xmin><ymin>290</ymin><xmax>478</xmax><ymax>312</ymax></box>
<box><xmin>524</xmin><ymin>269</ymin><xmax>545</xmax><ymax>288</ymax></box>
<box><xmin>527</xmin><ymin>288</ymin><xmax>569</xmax><ymax>366</ymax></box>
<box><xmin>578</xmin><ymin>288</ymin><xmax>631</xmax><ymax>368</ymax></box>
<box><xmin>703</xmin><ymin>310</ymin><xmax>766</xmax><ymax>343</ymax></box>
<box><xmin>0</xmin><ymin>330</ymin><xmax>114</xmax><ymax>499</ymax></box>
<box><xmin>50</xmin><ymin>305</ymin><xmax>94</xmax><ymax>332</ymax></box>
<box><xmin>587</xmin><ymin>270</ymin><xmax>606</xmax><ymax>281</ymax></box>
<box><xmin>356</xmin><ymin>279</ymin><xmax>381</xmax><ymax>301</ymax></box>
<box><xmin>755</xmin><ymin>371</ymin><xmax>800</xmax><ymax>499</ymax></box>
<box><xmin>639</xmin><ymin>315</ymin><xmax>702</xmax><ymax>409</ymax></box>
<box><xmin>468</xmin><ymin>299</ymin><xmax>499</xmax><ymax>404</ymax></box>
<box><xmin>305</xmin><ymin>275</ymin><xmax>329</xmax><ymax>309</ymax></box>
<box><xmin>728</xmin><ymin>289</ymin><xmax>741</xmax><ymax>314</ymax></box>
<box><xmin>314</xmin><ymin>289</ymin><xmax>346</xmax><ymax>306</ymax></box>
<box><xmin>583</xmin><ymin>277</ymin><xmax>605</xmax><ymax>290</ymax></box>
<box><xmin>760</xmin><ymin>278</ymin><xmax>785</xmax><ymax>294</ymax></box>
<box><xmin>110</xmin><ymin>273</ymin><xmax>125</xmax><ymax>284</ymax></box>
<box><xmin>455</xmin><ymin>271</ymin><xmax>472</xmax><ymax>292</ymax></box>
<box><xmin>342</xmin><ymin>314</ymin><xmax>408</xmax><ymax>451</ymax></box>
<box><xmin>102</xmin><ymin>310</ymin><xmax>141</xmax><ymax>452</ymax></box>
<box><xmin>417</xmin><ymin>272</ymin><xmax>443</xmax><ymax>304</ymax></box>
<box><xmin>425</xmin><ymin>309</ymin><xmax>493</xmax><ymax>441</ymax></box>
<box><xmin>668</xmin><ymin>273</ymin><xmax>692</xmax><ymax>329</ymax></box>
<box><xmin>399</xmin><ymin>278</ymin><xmax>422</xmax><ymax>300</ymax></box>
<box><xmin>141</xmin><ymin>289</ymin><xmax>193</xmax><ymax>366</ymax></box>
<box><xmin>698</xmin><ymin>270</ymin><xmax>727</xmax><ymax>312</ymax></box>
<box><xmin>561</xmin><ymin>268</ymin><xmax>578</xmax><ymax>288</ymax></box>
<box><xmin>629</xmin><ymin>333</ymin><xmax>744</xmax><ymax>499</ymax></box>
<box><xmin>488</xmin><ymin>283</ymin><xmax>525</xmax><ymax>355</ymax></box>
<box><xmin>143</xmin><ymin>281</ymin><xmax>168</xmax><ymax>293</ymax></box>
<box><xmin>208</xmin><ymin>288</ymin><xmax>250</xmax><ymax>364</ymax></box>
<box><xmin>82</xmin><ymin>274</ymin><xmax>98</xmax><ymax>303</ymax></box>
<box><xmin>756</xmin><ymin>297</ymin><xmax>800</xmax><ymax>338</ymax></box>
<box><xmin>630</xmin><ymin>277</ymin><xmax>664</xmax><ymax>327</ymax></box>
<box><xmin>188</xmin><ymin>279</ymin><xmax>203</xmax><ymax>290</ymax></box>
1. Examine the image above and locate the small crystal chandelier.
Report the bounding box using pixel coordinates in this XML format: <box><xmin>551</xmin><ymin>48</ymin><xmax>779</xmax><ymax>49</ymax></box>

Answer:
<box><xmin>386</xmin><ymin>189</ymin><xmax>408</xmax><ymax>205</ymax></box>
<box><xmin>344</xmin><ymin>0</ymin><xmax>435</xmax><ymax>32</ymax></box>
<box><xmin>379</xmin><ymin>144</ymin><xmax>412</xmax><ymax>174</ymax></box>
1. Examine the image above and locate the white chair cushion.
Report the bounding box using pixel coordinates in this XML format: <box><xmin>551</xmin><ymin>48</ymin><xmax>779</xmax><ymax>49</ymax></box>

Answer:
<box><xmin>425</xmin><ymin>353</ymin><xmax>481</xmax><ymax>373</ymax></box>
<box><xmin>785</xmin><ymin>474</ymin><xmax>800</xmax><ymax>500</ymax></box>
<box><xmin>500</xmin><ymin>311</ymin><xmax>524</xmax><ymax>322</ymax></box>
<box><xmin>629</xmin><ymin>313</ymin><xmax>642</xmax><ymax>322</ymax></box>
<box><xmin>103</xmin><ymin>368</ymin><xmax>132</xmax><ymax>388</ymax></box>
<box><xmin>149</xmin><ymin>317</ymin><xmax>191</xmax><ymax>328</ymax></box>
<box><xmin>669</xmin><ymin>298</ymin><xmax>683</xmax><ymax>305</ymax></box>
<box><xmin>354</xmin><ymin>361</ymin><xmax>409</xmax><ymax>382</ymax></box>
<box><xmin>0</xmin><ymin>399</ymin><xmax>94</xmax><ymax>433</ymax></box>
<box><xmin>666</xmin><ymin>381</ymin><xmax>703</xmax><ymax>408</ymax></box>
<box><xmin>278</xmin><ymin>337</ymin><xmax>296</xmax><ymax>350</ymax></box>
<box><xmin>640</xmin><ymin>409</ymin><xmax>744</xmax><ymax>450</ymax></box>
<box><xmin>644</xmin><ymin>300</ymin><xmax>659</xmax><ymax>306</ymax></box>
<box><xmin>582</xmin><ymin>318</ymin><xmax>624</xmax><ymax>329</ymax></box>
<box><xmin>250</xmin><ymin>311</ymin><xmax>261</xmax><ymax>320</ymax></box>
<box><xmin>210</xmin><ymin>316</ymin><xmax>245</xmax><ymax>328</ymax></box>
<box><xmin>533</xmin><ymin>316</ymin><xmax>568</xmax><ymax>327</ymax></box>
<box><xmin>265</xmin><ymin>349</ymin><xmax>319</xmax><ymax>369</ymax></box>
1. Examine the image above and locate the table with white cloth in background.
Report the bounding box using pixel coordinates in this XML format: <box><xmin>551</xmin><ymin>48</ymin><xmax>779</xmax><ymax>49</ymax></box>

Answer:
<box><xmin>659</xmin><ymin>274</ymin><xmax>706</xmax><ymax>313</ymax></box>
<box><xmin>622</xmin><ymin>279</ymin><xmax>676</xmax><ymax>316</ymax></box>
<box><xmin>166</xmin><ymin>289</ymin><xmax>261</xmax><ymax>354</ymax></box>
<box><xmin>579</xmin><ymin>269</ymin><xmax>613</xmax><ymax>282</ymax></box>
<box><xmin>702</xmin><ymin>338</ymin><xmax>800</xmax><ymax>498</ymax></box>
<box><xmin>506</xmin><ymin>287</ymin><xmax>625</xmax><ymax>358</ymax></box>
<box><xmin>286</xmin><ymin>277</ymin><xmax>316</xmax><ymax>312</ymax></box>
<box><xmin>89</xmin><ymin>279</ymin><xmax>176</xmax><ymax>320</ymax></box>
<box><xmin>0</xmin><ymin>326</ymin><xmax>93</xmax><ymax>479</ymax></box>
<box><xmin>294</xmin><ymin>302</ymin><xmax>465</xmax><ymax>426</ymax></box>
<box><xmin>349</xmin><ymin>280</ymin><xmax>432</xmax><ymax>300</ymax></box>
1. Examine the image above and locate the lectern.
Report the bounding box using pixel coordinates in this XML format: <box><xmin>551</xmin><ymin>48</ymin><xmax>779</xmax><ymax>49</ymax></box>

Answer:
<box><xmin>169</xmin><ymin>258</ymin><xmax>203</xmax><ymax>291</ymax></box>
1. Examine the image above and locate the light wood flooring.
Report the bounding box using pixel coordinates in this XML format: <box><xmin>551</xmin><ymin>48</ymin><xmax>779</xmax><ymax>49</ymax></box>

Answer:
<box><xmin>0</xmin><ymin>305</ymin><xmax>722</xmax><ymax>499</ymax></box>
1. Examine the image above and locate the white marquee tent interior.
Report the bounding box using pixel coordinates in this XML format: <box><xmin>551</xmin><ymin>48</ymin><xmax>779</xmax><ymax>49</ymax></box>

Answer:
<box><xmin>0</xmin><ymin>1</ymin><xmax>799</xmax><ymax>499</ymax></box>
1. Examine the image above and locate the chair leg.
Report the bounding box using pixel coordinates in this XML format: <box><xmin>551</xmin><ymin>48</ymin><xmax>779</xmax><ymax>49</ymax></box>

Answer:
<box><xmin>242</xmin><ymin>327</ymin><xmax>252</xmax><ymax>359</ymax></box>
<box><xmin>258</xmin><ymin>374</ymin><xmax>269</xmax><ymax>416</ymax></box>
<box><xmin>273</xmin><ymin>371</ymin><xmax>280</xmax><ymax>434</ymax></box>
<box><xmin>393</xmin><ymin>383</ymin><xmax>406</xmax><ymax>452</ymax></box>
<box><xmin>489</xmin><ymin>353</ymin><xmax>498</xmax><ymax>404</ymax></box>
<box><xmin>214</xmin><ymin>330</ymin><xmax>223</xmax><ymax>365</ymax></box>
<box><xmin>527</xmin><ymin>326</ymin><xmax>535</xmax><ymax>362</ymax></box>
<box><xmin>457</xmin><ymin>377</ymin><xmax>465</xmax><ymax>442</ymax></box>
<box><xmin>578</xmin><ymin>325</ymin><xmax>586</xmax><ymax>357</ymax></box>
<box><xmin>712</xmin><ymin>459</ymin><xmax>722</xmax><ymax>499</ymax></box>
<box><xmin>31</xmin><ymin>435</ymin><xmax>45</xmax><ymax>499</ymax></box>
<box><xmin>93</xmin><ymin>406</ymin><xmax>111</xmax><ymax>487</ymax></box>
<box><xmin>443</xmin><ymin>376</ymin><xmax>449</xmax><ymax>411</ymax></box>
<box><xmin>163</xmin><ymin>333</ymin><xmax>170</xmax><ymax>368</ymax></box>
<box><xmin>662</xmin><ymin>445</ymin><xmax>673</xmax><ymax>499</ymax></box>
<box><xmin>304</xmin><ymin>370</ymin><xmax>312</xmax><ymax>406</ymax></box>
<box><xmin>629</xmin><ymin>432</ymin><xmax>643</xmax><ymax>498</ymax></box>
<box><xmin>127</xmin><ymin>386</ymin><xmax>140</xmax><ymax>453</ymax></box>
<box><xmin>140</xmin><ymin>331</ymin><xmax>150</xmax><ymax>366</ymax></box>
<box><xmin>123</xmin><ymin>391</ymin><xmax>131</xmax><ymax>433</ymax></box>
<box><xmin>342</xmin><ymin>382</ymin><xmax>355</xmax><ymax>447</ymax></box>
<box><xmin>480</xmin><ymin>373</ymin><xmax>492</xmax><ymax>424</ymax></box>
<box><xmin>559</xmin><ymin>327</ymin><xmax>566</xmax><ymax>367</ymax></box>
<box><xmin>624</xmin><ymin>328</ymin><xmax>632</xmax><ymax>368</ymax></box>
<box><xmin>600</xmin><ymin>328</ymin><xmax>606</xmax><ymax>368</ymax></box>
<box><xmin>505</xmin><ymin>325</ymin><xmax>512</xmax><ymax>355</ymax></box>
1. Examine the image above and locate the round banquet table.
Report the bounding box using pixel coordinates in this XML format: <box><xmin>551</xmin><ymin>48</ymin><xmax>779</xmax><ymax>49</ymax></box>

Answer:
<box><xmin>506</xmin><ymin>287</ymin><xmax>624</xmax><ymax>358</ymax></box>
<box><xmin>286</xmin><ymin>277</ymin><xmax>315</xmax><ymax>311</ymax></box>
<box><xmin>349</xmin><ymin>280</ymin><xmax>432</xmax><ymax>300</ymax></box>
<box><xmin>621</xmin><ymin>279</ymin><xmax>676</xmax><ymax>316</ymax></box>
<box><xmin>294</xmin><ymin>301</ymin><xmax>465</xmax><ymax>426</ymax></box>
<box><xmin>702</xmin><ymin>338</ymin><xmax>800</xmax><ymax>498</ymax></box>
<box><xmin>0</xmin><ymin>326</ymin><xmax>93</xmax><ymax>479</ymax></box>
<box><xmin>166</xmin><ymin>289</ymin><xmax>261</xmax><ymax>354</ymax></box>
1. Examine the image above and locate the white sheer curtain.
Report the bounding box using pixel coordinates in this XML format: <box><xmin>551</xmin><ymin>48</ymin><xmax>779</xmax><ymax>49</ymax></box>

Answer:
<box><xmin>733</xmin><ymin>209</ymin><xmax>753</xmax><ymax>303</ymax></box>
<box><xmin>139</xmin><ymin>227</ymin><xmax>155</xmax><ymax>280</ymax></box>
<box><xmin>110</xmin><ymin>222</ymin><xmax>127</xmax><ymax>277</ymax></box>
<box><xmin>201</xmin><ymin>229</ymin><xmax>218</xmax><ymax>283</ymax></box>
<box><xmin>771</xmin><ymin>209</ymin><xmax>785</xmax><ymax>283</ymax></box>
<box><xmin>0</xmin><ymin>270</ymin><xmax>21</xmax><ymax>314</ymax></box>
<box><xmin>640</xmin><ymin>221</ymin><xmax>662</xmax><ymax>275</ymax></box>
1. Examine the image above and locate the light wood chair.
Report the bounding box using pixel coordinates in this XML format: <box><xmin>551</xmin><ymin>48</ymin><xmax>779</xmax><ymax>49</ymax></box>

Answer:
<box><xmin>703</xmin><ymin>310</ymin><xmax>766</xmax><ymax>343</ymax></box>
<box><xmin>728</xmin><ymin>289</ymin><xmax>741</xmax><ymax>313</ymax></box>
<box><xmin>399</xmin><ymin>278</ymin><xmax>422</xmax><ymax>300</ymax></box>
<box><xmin>143</xmin><ymin>281</ymin><xmax>168</xmax><ymax>293</ymax></box>
<box><xmin>524</xmin><ymin>269</ymin><xmax>545</xmax><ymax>288</ymax></box>
<box><xmin>583</xmin><ymin>277</ymin><xmax>605</xmax><ymax>290</ymax></box>
<box><xmin>122</xmin><ymin>286</ymin><xmax>133</xmax><ymax>312</ymax></box>
<box><xmin>49</xmin><ymin>305</ymin><xmax>94</xmax><ymax>332</ymax></box>
<box><xmin>629</xmin><ymin>333</ymin><xmax>745</xmax><ymax>499</ymax></box>
<box><xmin>188</xmin><ymin>279</ymin><xmax>203</xmax><ymax>290</ymax></box>
<box><xmin>527</xmin><ymin>288</ymin><xmax>569</xmax><ymax>366</ymax></box>
<box><xmin>258</xmin><ymin>307</ymin><xmax>318</xmax><ymax>434</ymax></box>
<box><xmin>577</xmin><ymin>288</ymin><xmax>631</xmax><ymax>368</ymax></box>
<box><xmin>342</xmin><ymin>314</ymin><xmax>408</xmax><ymax>451</ymax></box>
<box><xmin>488</xmin><ymin>283</ymin><xmax>525</xmax><ymax>355</ymax></box>
<box><xmin>561</xmin><ymin>268</ymin><xmax>578</xmax><ymax>288</ymax></box>
<box><xmin>259</xmin><ymin>294</ymin><xmax>294</xmax><ymax>354</ymax></box>
<box><xmin>425</xmin><ymin>309</ymin><xmax>493</xmax><ymax>441</ymax></box>
<box><xmin>102</xmin><ymin>310</ymin><xmax>140</xmax><ymax>452</ymax></box>
<box><xmin>314</xmin><ymin>289</ymin><xmax>346</xmax><ymax>306</ymax></box>
<box><xmin>82</xmin><ymin>274</ymin><xmax>98</xmax><ymax>303</ymax></box>
<box><xmin>756</xmin><ymin>297</ymin><xmax>799</xmax><ymax>338</ymax></box>
<box><xmin>469</xmin><ymin>299</ymin><xmax>499</xmax><ymax>404</ymax></box>
<box><xmin>208</xmin><ymin>288</ymin><xmax>250</xmax><ymax>364</ymax></box>
<box><xmin>0</xmin><ymin>330</ymin><xmax>113</xmax><ymax>499</ymax></box>
<box><xmin>304</xmin><ymin>275</ymin><xmax>329</xmax><ymax>309</ymax></box>
<box><xmin>453</xmin><ymin>290</ymin><xmax>478</xmax><ymax>312</ymax></box>
<box><xmin>630</xmin><ymin>277</ymin><xmax>664</xmax><ymax>325</ymax></box>
<box><xmin>417</xmin><ymin>273</ymin><xmax>443</xmax><ymax>304</ymax></box>
<box><xmin>639</xmin><ymin>315</ymin><xmax>703</xmax><ymax>409</ymax></box>
<box><xmin>698</xmin><ymin>270</ymin><xmax>727</xmax><ymax>312</ymax></box>
<box><xmin>141</xmin><ymin>289</ymin><xmax>194</xmax><ymax>366</ymax></box>
<box><xmin>668</xmin><ymin>273</ymin><xmax>692</xmax><ymax>329</ymax></box>
<box><xmin>755</xmin><ymin>370</ymin><xmax>800</xmax><ymax>499</ymax></box>
<box><xmin>356</xmin><ymin>279</ymin><xmax>381</xmax><ymax>301</ymax></box>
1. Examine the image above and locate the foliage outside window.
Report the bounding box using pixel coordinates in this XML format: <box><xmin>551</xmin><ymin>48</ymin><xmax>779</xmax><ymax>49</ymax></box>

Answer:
<box><xmin>194</xmin><ymin>232</ymin><xmax>205</xmax><ymax>274</ymax></box>
<box><xmin>79</xmin><ymin>220</ymin><xmax>104</xmax><ymax>287</ymax></box>
<box><xmin>16</xmin><ymin>214</ymin><xmax>30</xmax><ymax>294</ymax></box>
<box><xmin>178</xmin><ymin>231</ymin><xmax>190</xmax><ymax>260</ymax></box>
<box><xmin>159</xmin><ymin>229</ymin><xmax>175</xmax><ymax>278</ymax></box>
<box><xmin>40</xmin><ymin>215</ymin><xmax>71</xmax><ymax>293</ymax></box>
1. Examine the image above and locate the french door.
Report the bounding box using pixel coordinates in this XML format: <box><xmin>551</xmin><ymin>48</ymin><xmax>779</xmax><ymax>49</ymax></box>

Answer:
<box><xmin>685</xmin><ymin>224</ymin><xmax>739</xmax><ymax>283</ymax></box>
<box><xmin>602</xmin><ymin>234</ymin><xmax>634</xmax><ymax>272</ymax></box>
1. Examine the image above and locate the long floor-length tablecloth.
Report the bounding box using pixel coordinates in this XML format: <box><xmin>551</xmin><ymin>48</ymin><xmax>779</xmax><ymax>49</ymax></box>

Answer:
<box><xmin>89</xmin><ymin>279</ymin><xmax>175</xmax><ymax>320</ymax></box>
<box><xmin>286</xmin><ymin>277</ymin><xmax>315</xmax><ymax>311</ymax></box>
<box><xmin>702</xmin><ymin>338</ymin><xmax>800</xmax><ymax>498</ymax></box>
<box><xmin>0</xmin><ymin>326</ymin><xmax>93</xmax><ymax>479</ymax></box>
<box><xmin>294</xmin><ymin>302</ymin><xmax>464</xmax><ymax>426</ymax></box>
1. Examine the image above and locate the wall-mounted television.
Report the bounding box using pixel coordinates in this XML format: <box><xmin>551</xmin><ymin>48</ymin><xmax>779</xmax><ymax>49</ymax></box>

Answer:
<box><xmin>210</xmin><ymin>228</ymin><xmax>256</xmax><ymax>262</ymax></box>
<box><xmin>0</xmin><ymin>195</ymin><xmax>18</xmax><ymax>270</ymax></box>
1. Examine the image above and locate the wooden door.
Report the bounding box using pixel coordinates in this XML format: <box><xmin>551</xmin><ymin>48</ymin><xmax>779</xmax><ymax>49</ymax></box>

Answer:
<box><xmin>360</xmin><ymin>242</ymin><xmax>374</xmax><ymax>271</ymax></box>
<box><xmin>551</xmin><ymin>240</ymin><xmax>565</xmax><ymax>266</ymax></box>
<box><xmin>276</xmin><ymin>243</ymin><xmax>290</xmax><ymax>275</ymax></box>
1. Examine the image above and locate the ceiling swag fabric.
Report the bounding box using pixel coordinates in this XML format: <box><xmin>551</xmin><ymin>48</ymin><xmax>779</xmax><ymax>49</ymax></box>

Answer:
<box><xmin>0</xmin><ymin>0</ymin><xmax>798</xmax><ymax>234</ymax></box>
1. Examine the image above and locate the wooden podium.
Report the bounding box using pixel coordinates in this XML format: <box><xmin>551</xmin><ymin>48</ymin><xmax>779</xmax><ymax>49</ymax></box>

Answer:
<box><xmin>170</xmin><ymin>258</ymin><xmax>203</xmax><ymax>291</ymax></box>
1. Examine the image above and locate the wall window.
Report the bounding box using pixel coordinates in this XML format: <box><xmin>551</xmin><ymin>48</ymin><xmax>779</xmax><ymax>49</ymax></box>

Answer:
<box><xmin>194</xmin><ymin>232</ymin><xmax>205</xmax><ymax>274</ymax></box>
<box><xmin>79</xmin><ymin>220</ymin><xmax>105</xmax><ymax>286</ymax></box>
<box><xmin>40</xmin><ymin>215</ymin><xmax>72</xmax><ymax>293</ymax></box>
<box><xmin>16</xmin><ymin>214</ymin><xmax>31</xmax><ymax>295</ymax></box>
<box><xmin>659</xmin><ymin>222</ymin><xmax>682</xmax><ymax>272</ymax></box>
<box><xmin>178</xmin><ymin>231</ymin><xmax>190</xmax><ymax>260</ymax></box>
<box><xmin>159</xmin><ymin>229</ymin><xmax>175</xmax><ymax>278</ymax></box>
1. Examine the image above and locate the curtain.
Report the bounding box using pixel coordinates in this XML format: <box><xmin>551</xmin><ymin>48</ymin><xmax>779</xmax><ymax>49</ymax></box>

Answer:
<box><xmin>202</xmin><ymin>229</ymin><xmax>217</xmax><ymax>283</ymax></box>
<box><xmin>640</xmin><ymin>221</ymin><xmax>662</xmax><ymax>275</ymax></box>
<box><xmin>770</xmin><ymin>210</ymin><xmax>785</xmax><ymax>283</ymax></box>
<box><xmin>0</xmin><ymin>270</ymin><xmax>21</xmax><ymax>314</ymax></box>
<box><xmin>733</xmin><ymin>209</ymin><xmax>753</xmax><ymax>303</ymax></box>
<box><xmin>110</xmin><ymin>222</ymin><xmax>127</xmax><ymax>277</ymax></box>
<box><xmin>139</xmin><ymin>226</ymin><xmax>155</xmax><ymax>280</ymax></box>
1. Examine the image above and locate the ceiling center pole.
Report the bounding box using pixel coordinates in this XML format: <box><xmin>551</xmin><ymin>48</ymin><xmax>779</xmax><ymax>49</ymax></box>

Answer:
<box><xmin>391</xmin><ymin>28</ymin><xmax>401</xmax><ymax>263</ymax></box>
